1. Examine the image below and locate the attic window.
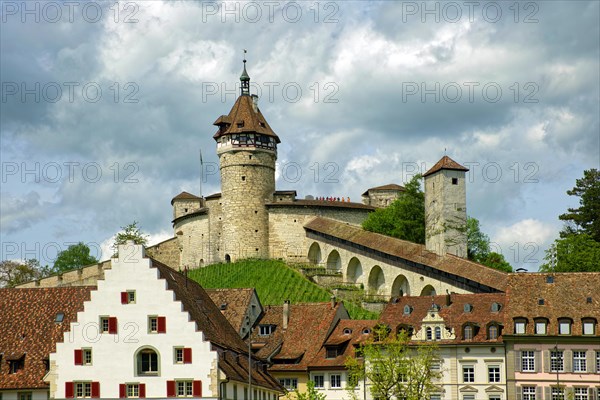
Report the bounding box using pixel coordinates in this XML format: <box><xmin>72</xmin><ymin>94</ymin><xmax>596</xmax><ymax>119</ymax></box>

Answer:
<box><xmin>259</xmin><ymin>324</ymin><xmax>275</xmax><ymax>336</ymax></box>
<box><xmin>237</xmin><ymin>121</ymin><xmax>244</xmax><ymax>128</ymax></box>
<box><xmin>546</xmin><ymin>276</ymin><xmax>554</xmax><ymax>283</ymax></box>
<box><xmin>362</xmin><ymin>328</ymin><xmax>371</xmax><ymax>335</ymax></box>
<box><xmin>259</xmin><ymin>122</ymin><xmax>265</xmax><ymax>127</ymax></box>
<box><xmin>55</xmin><ymin>312</ymin><xmax>65</xmax><ymax>323</ymax></box>
<box><xmin>403</xmin><ymin>305</ymin><xmax>412</xmax><ymax>315</ymax></box>
<box><xmin>464</xmin><ymin>304</ymin><xmax>473</xmax><ymax>313</ymax></box>
<box><xmin>8</xmin><ymin>356</ymin><xmax>25</xmax><ymax>374</ymax></box>
<box><xmin>220</xmin><ymin>303</ymin><xmax>227</xmax><ymax>310</ymax></box>
<box><xmin>538</xmin><ymin>298</ymin><xmax>545</xmax><ymax>305</ymax></box>
<box><xmin>587</xmin><ymin>297</ymin><xmax>593</xmax><ymax>304</ymax></box>
<box><xmin>491</xmin><ymin>302</ymin><xmax>501</xmax><ymax>312</ymax></box>
<box><xmin>343</xmin><ymin>328</ymin><xmax>352</xmax><ymax>335</ymax></box>
<box><xmin>326</xmin><ymin>347</ymin><xmax>339</xmax><ymax>359</ymax></box>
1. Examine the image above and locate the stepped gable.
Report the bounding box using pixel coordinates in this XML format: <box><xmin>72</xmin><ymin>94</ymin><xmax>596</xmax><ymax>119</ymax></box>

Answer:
<box><xmin>310</xmin><ymin>320</ymin><xmax>377</xmax><ymax>368</ymax></box>
<box><xmin>379</xmin><ymin>293</ymin><xmax>506</xmax><ymax>343</ymax></box>
<box><xmin>423</xmin><ymin>155</ymin><xmax>469</xmax><ymax>177</ymax></box>
<box><xmin>150</xmin><ymin>259</ymin><xmax>248</xmax><ymax>354</ymax></box>
<box><xmin>0</xmin><ymin>287</ymin><xmax>93</xmax><ymax>390</ymax></box>
<box><xmin>304</xmin><ymin>217</ymin><xmax>508</xmax><ymax>292</ymax></box>
<box><xmin>249</xmin><ymin>302</ymin><xmax>345</xmax><ymax>372</ymax></box>
<box><xmin>362</xmin><ymin>183</ymin><xmax>406</xmax><ymax>196</ymax></box>
<box><xmin>213</xmin><ymin>95</ymin><xmax>280</xmax><ymax>142</ymax></box>
<box><xmin>170</xmin><ymin>191</ymin><xmax>201</xmax><ymax>205</ymax></box>
<box><xmin>504</xmin><ymin>272</ymin><xmax>600</xmax><ymax>336</ymax></box>
<box><xmin>206</xmin><ymin>288</ymin><xmax>257</xmax><ymax>333</ymax></box>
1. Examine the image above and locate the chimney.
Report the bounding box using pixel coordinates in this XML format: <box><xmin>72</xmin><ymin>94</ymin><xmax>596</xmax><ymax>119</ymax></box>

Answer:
<box><xmin>445</xmin><ymin>293</ymin><xmax>452</xmax><ymax>307</ymax></box>
<box><xmin>283</xmin><ymin>300</ymin><xmax>290</xmax><ymax>330</ymax></box>
<box><xmin>330</xmin><ymin>295</ymin><xmax>337</xmax><ymax>309</ymax></box>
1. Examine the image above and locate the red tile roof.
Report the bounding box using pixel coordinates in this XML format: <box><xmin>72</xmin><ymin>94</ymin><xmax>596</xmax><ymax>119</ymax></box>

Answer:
<box><xmin>504</xmin><ymin>272</ymin><xmax>600</xmax><ymax>336</ymax></box>
<box><xmin>213</xmin><ymin>95</ymin><xmax>280</xmax><ymax>142</ymax></box>
<box><xmin>379</xmin><ymin>293</ymin><xmax>506</xmax><ymax>344</ymax></box>
<box><xmin>423</xmin><ymin>156</ymin><xmax>469</xmax><ymax>177</ymax></box>
<box><xmin>249</xmin><ymin>302</ymin><xmax>347</xmax><ymax>372</ymax></box>
<box><xmin>170</xmin><ymin>191</ymin><xmax>202</xmax><ymax>205</ymax></box>
<box><xmin>206</xmin><ymin>288</ymin><xmax>258</xmax><ymax>334</ymax></box>
<box><xmin>304</xmin><ymin>217</ymin><xmax>508</xmax><ymax>292</ymax></box>
<box><xmin>0</xmin><ymin>287</ymin><xmax>93</xmax><ymax>390</ymax></box>
<box><xmin>310</xmin><ymin>320</ymin><xmax>377</xmax><ymax>369</ymax></box>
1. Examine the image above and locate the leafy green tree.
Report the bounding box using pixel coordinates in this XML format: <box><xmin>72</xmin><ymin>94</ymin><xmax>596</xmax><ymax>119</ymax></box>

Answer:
<box><xmin>345</xmin><ymin>325</ymin><xmax>440</xmax><ymax>400</ymax></box>
<box><xmin>540</xmin><ymin>233</ymin><xmax>600</xmax><ymax>272</ymax></box>
<box><xmin>53</xmin><ymin>242</ymin><xmax>98</xmax><ymax>273</ymax></box>
<box><xmin>558</xmin><ymin>169</ymin><xmax>600</xmax><ymax>241</ymax></box>
<box><xmin>362</xmin><ymin>175</ymin><xmax>425</xmax><ymax>244</ymax></box>
<box><xmin>112</xmin><ymin>221</ymin><xmax>149</xmax><ymax>255</ymax></box>
<box><xmin>294</xmin><ymin>380</ymin><xmax>326</xmax><ymax>400</ymax></box>
<box><xmin>0</xmin><ymin>259</ymin><xmax>50</xmax><ymax>287</ymax></box>
<box><xmin>467</xmin><ymin>217</ymin><xmax>512</xmax><ymax>272</ymax></box>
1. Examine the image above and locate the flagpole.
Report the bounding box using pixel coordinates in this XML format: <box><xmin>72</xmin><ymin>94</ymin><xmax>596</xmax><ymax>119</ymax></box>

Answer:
<box><xmin>199</xmin><ymin>148</ymin><xmax>203</xmax><ymax>198</ymax></box>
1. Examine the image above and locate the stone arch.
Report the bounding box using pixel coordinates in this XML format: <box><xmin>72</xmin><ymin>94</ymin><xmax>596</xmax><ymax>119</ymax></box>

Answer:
<box><xmin>420</xmin><ymin>284</ymin><xmax>436</xmax><ymax>296</ymax></box>
<box><xmin>326</xmin><ymin>250</ymin><xmax>341</xmax><ymax>271</ymax></box>
<box><xmin>346</xmin><ymin>257</ymin><xmax>363</xmax><ymax>283</ymax></box>
<box><xmin>225</xmin><ymin>254</ymin><xmax>231</xmax><ymax>263</ymax></box>
<box><xmin>308</xmin><ymin>242</ymin><xmax>322</xmax><ymax>265</ymax></box>
<box><xmin>368</xmin><ymin>265</ymin><xmax>385</xmax><ymax>293</ymax></box>
<box><xmin>391</xmin><ymin>275</ymin><xmax>410</xmax><ymax>297</ymax></box>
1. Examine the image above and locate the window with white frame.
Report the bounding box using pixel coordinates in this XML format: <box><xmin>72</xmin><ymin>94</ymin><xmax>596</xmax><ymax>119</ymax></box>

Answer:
<box><xmin>176</xmin><ymin>381</ymin><xmax>193</xmax><ymax>397</ymax></box>
<box><xmin>18</xmin><ymin>393</ymin><xmax>32</xmax><ymax>400</ymax></box>
<box><xmin>435</xmin><ymin>326</ymin><xmax>441</xmax><ymax>340</ymax></box>
<box><xmin>551</xmin><ymin>350</ymin><xmax>564</xmax><ymax>372</ymax></box>
<box><xmin>597</xmin><ymin>351</ymin><xmax>600</xmax><ymax>373</ymax></box>
<box><xmin>574</xmin><ymin>388</ymin><xmax>589</xmax><ymax>400</ymax></box>
<box><xmin>330</xmin><ymin>374</ymin><xmax>342</xmax><ymax>389</ymax></box>
<box><xmin>535</xmin><ymin>320</ymin><xmax>547</xmax><ymax>335</ymax></box>
<box><xmin>582</xmin><ymin>320</ymin><xmax>596</xmax><ymax>335</ymax></box>
<box><xmin>426</xmin><ymin>327</ymin><xmax>432</xmax><ymax>341</ymax></box>
<box><xmin>522</xmin><ymin>386</ymin><xmax>536</xmax><ymax>400</ymax></box>
<box><xmin>126</xmin><ymin>384</ymin><xmax>139</xmax><ymax>398</ymax></box>
<box><xmin>551</xmin><ymin>387</ymin><xmax>565</xmax><ymax>400</ymax></box>
<box><xmin>462</xmin><ymin>366</ymin><xmax>474</xmax><ymax>383</ymax></box>
<box><xmin>312</xmin><ymin>375</ymin><xmax>324</xmax><ymax>389</ymax></box>
<box><xmin>488</xmin><ymin>324</ymin><xmax>498</xmax><ymax>340</ymax></box>
<box><xmin>514</xmin><ymin>319</ymin><xmax>526</xmax><ymax>334</ymax></box>
<box><xmin>573</xmin><ymin>351</ymin><xmax>587</xmax><ymax>372</ymax></box>
<box><xmin>558</xmin><ymin>319</ymin><xmax>571</xmax><ymax>335</ymax></box>
<box><xmin>463</xmin><ymin>396</ymin><xmax>474</xmax><ymax>400</ymax></box>
<box><xmin>522</xmin><ymin>350</ymin><xmax>535</xmax><ymax>372</ymax></box>
<box><xmin>278</xmin><ymin>378</ymin><xmax>297</xmax><ymax>390</ymax></box>
<box><xmin>488</xmin><ymin>366</ymin><xmax>501</xmax><ymax>383</ymax></box>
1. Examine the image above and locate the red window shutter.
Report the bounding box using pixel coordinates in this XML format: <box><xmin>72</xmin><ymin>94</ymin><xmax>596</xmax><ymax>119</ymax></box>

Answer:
<box><xmin>119</xmin><ymin>384</ymin><xmax>126</xmax><ymax>398</ymax></box>
<box><xmin>74</xmin><ymin>349</ymin><xmax>83</xmax><ymax>365</ymax></box>
<box><xmin>91</xmin><ymin>382</ymin><xmax>100</xmax><ymax>398</ymax></box>
<box><xmin>65</xmin><ymin>382</ymin><xmax>74</xmax><ymax>398</ymax></box>
<box><xmin>157</xmin><ymin>316</ymin><xmax>166</xmax><ymax>333</ymax></box>
<box><xmin>109</xmin><ymin>317</ymin><xmax>118</xmax><ymax>334</ymax></box>
<box><xmin>193</xmin><ymin>380</ymin><xmax>202</xmax><ymax>398</ymax></box>
<box><xmin>139</xmin><ymin>383</ymin><xmax>146</xmax><ymax>398</ymax></box>
<box><xmin>183</xmin><ymin>347</ymin><xmax>192</xmax><ymax>364</ymax></box>
<box><xmin>121</xmin><ymin>292</ymin><xmax>128</xmax><ymax>304</ymax></box>
<box><xmin>166</xmin><ymin>381</ymin><xmax>176</xmax><ymax>398</ymax></box>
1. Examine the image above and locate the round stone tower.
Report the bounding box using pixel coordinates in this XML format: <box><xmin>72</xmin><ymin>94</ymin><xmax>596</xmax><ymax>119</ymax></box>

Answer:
<box><xmin>212</xmin><ymin>60</ymin><xmax>280</xmax><ymax>262</ymax></box>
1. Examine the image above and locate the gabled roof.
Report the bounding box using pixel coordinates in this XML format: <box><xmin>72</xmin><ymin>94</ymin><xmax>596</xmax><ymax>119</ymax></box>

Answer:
<box><xmin>171</xmin><ymin>191</ymin><xmax>202</xmax><ymax>205</ymax></box>
<box><xmin>219</xmin><ymin>350</ymin><xmax>282</xmax><ymax>391</ymax></box>
<box><xmin>249</xmin><ymin>302</ymin><xmax>347</xmax><ymax>372</ymax></box>
<box><xmin>213</xmin><ymin>95</ymin><xmax>280</xmax><ymax>142</ymax></box>
<box><xmin>304</xmin><ymin>217</ymin><xmax>508</xmax><ymax>292</ymax></box>
<box><xmin>379</xmin><ymin>293</ymin><xmax>506</xmax><ymax>343</ymax></box>
<box><xmin>423</xmin><ymin>155</ymin><xmax>469</xmax><ymax>177</ymax></box>
<box><xmin>0</xmin><ymin>287</ymin><xmax>93</xmax><ymax>390</ymax></box>
<box><xmin>503</xmin><ymin>272</ymin><xmax>600</xmax><ymax>336</ymax></box>
<box><xmin>310</xmin><ymin>320</ymin><xmax>377</xmax><ymax>369</ymax></box>
<box><xmin>206</xmin><ymin>288</ymin><xmax>259</xmax><ymax>334</ymax></box>
<box><xmin>361</xmin><ymin>184</ymin><xmax>406</xmax><ymax>196</ymax></box>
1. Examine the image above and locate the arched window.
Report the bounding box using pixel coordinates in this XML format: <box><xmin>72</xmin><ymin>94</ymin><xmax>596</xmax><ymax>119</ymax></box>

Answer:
<box><xmin>136</xmin><ymin>347</ymin><xmax>160</xmax><ymax>376</ymax></box>
<box><xmin>225</xmin><ymin>254</ymin><xmax>231</xmax><ymax>263</ymax></box>
<box><xmin>426</xmin><ymin>327</ymin><xmax>432</xmax><ymax>341</ymax></box>
<box><xmin>463</xmin><ymin>325</ymin><xmax>473</xmax><ymax>340</ymax></box>
<box><xmin>488</xmin><ymin>324</ymin><xmax>499</xmax><ymax>340</ymax></box>
<box><xmin>434</xmin><ymin>327</ymin><xmax>441</xmax><ymax>340</ymax></box>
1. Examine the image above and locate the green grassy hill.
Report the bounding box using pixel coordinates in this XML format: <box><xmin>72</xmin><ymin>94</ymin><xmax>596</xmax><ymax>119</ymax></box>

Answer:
<box><xmin>188</xmin><ymin>259</ymin><xmax>378</xmax><ymax>320</ymax></box>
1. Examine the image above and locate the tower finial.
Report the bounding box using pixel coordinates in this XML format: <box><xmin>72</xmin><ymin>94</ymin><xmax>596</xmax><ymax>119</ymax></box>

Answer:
<box><xmin>240</xmin><ymin>49</ymin><xmax>250</xmax><ymax>95</ymax></box>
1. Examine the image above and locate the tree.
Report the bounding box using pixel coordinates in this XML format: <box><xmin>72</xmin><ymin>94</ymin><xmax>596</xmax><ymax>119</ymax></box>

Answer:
<box><xmin>112</xmin><ymin>221</ymin><xmax>149</xmax><ymax>255</ymax></box>
<box><xmin>345</xmin><ymin>325</ymin><xmax>440</xmax><ymax>400</ymax></box>
<box><xmin>53</xmin><ymin>242</ymin><xmax>99</xmax><ymax>273</ymax></box>
<box><xmin>540</xmin><ymin>233</ymin><xmax>600</xmax><ymax>272</ymax></box>
<box><xmin>0</xmin><ymin>259</ymin><xmax>50</xmax><ymax>288</ymax></box>
<box><xmin>558</xmin><ymin>169</ymin><xmax>600</xmax><ymax>241</ymax></box>
<box><xmin>294</xmin><ymin>380</ymin><xmax>326</xmax><ymax>400</ymax></box>
<box><xmin>467</xmin><ymin>217</ymin><xmax>512</xmax><ymax>272</ymax></box>
<box><xmin>362</xmin><ymin>175</ymin><xmax>425</xmax><ymax>244</ymax></box>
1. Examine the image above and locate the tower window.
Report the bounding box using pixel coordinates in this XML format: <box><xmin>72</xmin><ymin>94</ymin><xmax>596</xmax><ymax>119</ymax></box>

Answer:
<box><xmin>452</xmin><ymin>178</ymin><xmax>458</xmax><ymax>185</ymax></box>
<box><xmin>242</xmin><ymin>176</ymin><xmax>246</xmax><ymax>181</ymax></box>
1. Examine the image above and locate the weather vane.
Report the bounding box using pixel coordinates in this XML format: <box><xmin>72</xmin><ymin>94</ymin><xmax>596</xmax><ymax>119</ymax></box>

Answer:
<box><xmin>243</xmin><ymin>49</ymin><xmax>247</xmax><ymax>64</ymax></box>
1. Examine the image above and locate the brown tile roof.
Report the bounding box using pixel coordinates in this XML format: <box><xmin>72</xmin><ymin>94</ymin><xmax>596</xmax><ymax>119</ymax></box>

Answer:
<box><xmin>206</xmin><ymin>288</ymin><xmax>258</xmax><ymax>333</ymax></box>
<box><xmin>172</xmin><ymin>208</ymin><xmax>209</xmax><ymax>225</ymax></box>
<box><xmin>423</xmin><ymin>156</ymin><xmax>469</xmax><ymax>177</ymax></box>
<box><xmin>267</xmin><ymin>200</ymin><xmax>375</xmax><ymax>211</ymax></box>
<box><xmin>0</xmin><ymin>287</ymin><xmax>93</xmax><ymax>390</ymax></box>
<box><xmin>503</xmin><ymin>272</ymin><xmax>600</xmax><ymax>336</ymax></box>
<box><xmin>304</xmin><ymin>217</ymin><xmax>508</xmax><ymax>292</ymax></box>
<box><xmin>219</xmin><ymin>350</ymin><xmax>283</xmax><ymax>392</ymax></box>
<box><xmin>170</xmin><ymin>191</ymin><xmax>202</xmax><ymax>205</ymax></box>
<box><xmin>310</xmin><ymin>320</ymin><xmax>377</xmax><ymax>369</ymax></box>
<box><xmin>362</xmin><ymin>184</ymin><xmax>406</xmax><ymax>196</ymax></box>
<box><xmin>205</xmin><ymin>192</ymin><xmax>222</xmax><ymax>199</ymax></box>
<box><xmin>249</xmin><ymin>302</ymin><xmax>347</xmax><ymax>372</ymax></box>
<box><xmin>213</xmin><ymin>95</ymin><xmax>280</xmax><ymax>142</ymax></box>
<box><xmin>379</xmin><ymin>293</ymin><xmax>506</xmax><ymax>344</ymax></box>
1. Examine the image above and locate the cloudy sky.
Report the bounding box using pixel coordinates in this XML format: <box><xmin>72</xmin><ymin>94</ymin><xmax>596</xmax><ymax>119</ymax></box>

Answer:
<box><xmin>1</xmin><ymin>0</ymin><xmax>599</xmax><ymax>270</ymax></box>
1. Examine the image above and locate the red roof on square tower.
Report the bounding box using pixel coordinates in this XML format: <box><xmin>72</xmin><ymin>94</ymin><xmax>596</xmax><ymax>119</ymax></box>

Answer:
<box><xmin>423</xmin><ymin>155</ymin><xmax>469</xmax><ymax>177</ymax></box>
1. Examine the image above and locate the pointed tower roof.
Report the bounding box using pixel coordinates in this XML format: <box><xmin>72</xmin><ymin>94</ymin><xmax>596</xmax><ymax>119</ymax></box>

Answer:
<box><xmin>423</xmin><ymin>155</ymin><xmax>469</xmax><ymax>177</ymax></box>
